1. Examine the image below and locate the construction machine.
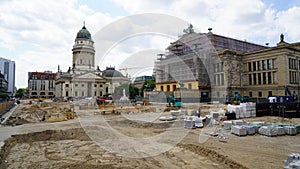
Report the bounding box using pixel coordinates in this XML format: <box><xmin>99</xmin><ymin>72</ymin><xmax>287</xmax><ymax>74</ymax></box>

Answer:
<box><xmin>167</xmin><ymin>95</ymin><xmax>182</xmax><ymax>107</ymax></box>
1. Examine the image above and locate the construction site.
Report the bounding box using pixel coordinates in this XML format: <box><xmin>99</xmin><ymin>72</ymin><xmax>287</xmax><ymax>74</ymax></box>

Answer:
<box><xmin>0</xmin><ymin>98</ymin><xmax>299</xmax><ymax>169</ymax></box>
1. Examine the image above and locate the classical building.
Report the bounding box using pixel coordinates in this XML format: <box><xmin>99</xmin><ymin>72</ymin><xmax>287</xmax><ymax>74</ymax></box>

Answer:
<box><xmin>55</xmin><ymin>23</ymin><xmax>129</xmax><ymax>98</ymax></box>
<box><xmin>0</xmin><ymin>57</ymin><xmax>15</xmax><ymax>96</ymax></box>
<box><xmin>27</xmin><ymin>71</ymin><xmax>56</xmax><ymax>98</ymax></box>
<box><xmin>154</xmin><ymin>26</ymin><xmax>300</xmax><ymax>102</ymax></box>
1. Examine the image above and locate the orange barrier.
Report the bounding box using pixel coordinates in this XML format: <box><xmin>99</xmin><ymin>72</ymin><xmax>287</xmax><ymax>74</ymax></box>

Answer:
<box><xmin>0</xmin><ymin>101</ymin><xmax>15</xmax><ymax>116</ymax></box>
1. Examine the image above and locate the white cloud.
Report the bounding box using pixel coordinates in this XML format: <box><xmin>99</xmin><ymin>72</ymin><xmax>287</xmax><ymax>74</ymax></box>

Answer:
<box><xmin>0</xmin><ymin>0</ymin><xmax>117</xmax><ymax>87</ymax></box>
<box><xmin>275</xmin><ymin>6</ymin><xmax>300</xmax><ymax>42</ymax></box>
<box><xmin>1</xmin><ymin>0</ymin><xmax>300</xmax><ymax>88</ymax></box>
<box><xmin>112</xmin><ymin>0</ymin><xmax>300</xmax><ymax>45</ymax></box>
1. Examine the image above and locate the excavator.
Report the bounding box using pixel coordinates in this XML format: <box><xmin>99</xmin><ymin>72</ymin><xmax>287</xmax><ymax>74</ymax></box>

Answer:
<box><xmin>167</xmin><ymin>95</ymin><xmax>182</xmax><ymax>107</ymax></box>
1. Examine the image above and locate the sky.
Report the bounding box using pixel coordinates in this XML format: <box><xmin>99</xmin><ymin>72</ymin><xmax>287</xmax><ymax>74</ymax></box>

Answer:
<box><xmin>0</xmin><ymin>0</ymin><xmax>300</xmax><ymax>88</ymax></box>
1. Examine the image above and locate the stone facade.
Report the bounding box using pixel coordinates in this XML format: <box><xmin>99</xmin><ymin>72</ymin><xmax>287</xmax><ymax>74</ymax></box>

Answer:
<box><xmin>154</xmin><ymin>28</ymin><xmax>300</xmax><ymax>101</ymax></box>
<box><xmin>55</xmin><ymin>24</ymin><xmax>129</xmax><ymax>98</ymax></box>
<box><xmin>28</xmin><ymin>71</ymin><xmax>56</xmax><ymax>98</ymax></box>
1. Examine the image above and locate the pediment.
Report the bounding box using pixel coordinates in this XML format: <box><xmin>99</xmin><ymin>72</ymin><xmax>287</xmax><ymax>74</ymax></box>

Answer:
<box><xmin>75</xmin><ymin>72</ymin><xmax>104</xmax><ymax>80</ymax></box>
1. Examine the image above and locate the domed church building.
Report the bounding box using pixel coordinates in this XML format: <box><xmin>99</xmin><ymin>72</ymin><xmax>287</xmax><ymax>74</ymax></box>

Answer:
<box><xmin>55</xmin><ymin>23</ymin><xmax>129</xmax><ymax>98</ymax></box>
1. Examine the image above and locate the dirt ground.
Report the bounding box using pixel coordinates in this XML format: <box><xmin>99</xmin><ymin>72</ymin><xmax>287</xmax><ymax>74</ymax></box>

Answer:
<box><xmin>0</xmin><ymin>102</ymin><xmax>299</xmax><ymax>169</ymax></box>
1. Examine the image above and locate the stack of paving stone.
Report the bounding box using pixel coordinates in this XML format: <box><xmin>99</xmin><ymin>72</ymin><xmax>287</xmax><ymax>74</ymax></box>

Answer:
<box><xmin>276</xmin><ymin>126</ymin><xmax>286</xmax><ymax>136</ymax></box>
<box><xmin>223</xmin><ymin>121</ymin><xmax>232</xmax><ymax>130</ymax></box>
<box><xmin>184</xmin><ymin>116</ymin><xmax>196</xmax><ymax>129</ymax></box>
<box><xmin>249</xmin><ymin>122</ymin><xmax>265</xmax><ymax>133</ymax></box>
<box><xmin>232</xmin><ymin>120</ymin><xmax>244</xmax><ymax>125</ymax></box>
<box><xmin>241</xmin><ymin>125</ymin><xmax>256</xmax><ymax>135</ymax></box>
<box><xmin>258</xmin><ymin>126</ymin><xmax>278</xmax><ymax>137</ymax></box>
<box><xmin>284</xmin><ymin>153</ymin><xmax>300</xmax><ymax>169</ymax></box>
<box><xmin>284</xmin><ymin>126</ymin><xmax>298</xmax><ymax>135</ymax></box>
<box><xmin>231</xmin><ymin>125</ymin><xmax>247</xmax><ymax>136</ymax></box>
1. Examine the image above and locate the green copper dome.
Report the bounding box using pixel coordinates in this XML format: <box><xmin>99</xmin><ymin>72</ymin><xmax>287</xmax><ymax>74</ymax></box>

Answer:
<box><xmin>76</xmin><ymin>26</ymin><xmax>91</xmax><ymax>40</ymax></box>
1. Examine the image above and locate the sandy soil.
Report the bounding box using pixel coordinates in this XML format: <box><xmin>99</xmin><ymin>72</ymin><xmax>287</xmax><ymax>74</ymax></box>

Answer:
<box><xmin>0</xmin><ymin>102</ymin><xmax>299</xmax><ymax>169</ymax></box>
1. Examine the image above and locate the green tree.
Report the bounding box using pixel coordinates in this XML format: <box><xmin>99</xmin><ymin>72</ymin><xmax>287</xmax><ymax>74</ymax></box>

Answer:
<box><xmin>141</xmin><ymin>79</ymin><xmax>155</xmax><ymax>97</ymax></box>
<box><xmin>129</xmin><ymin>85</ymin><xmax>139</xmax><ymax>99</ymax></box>
<box><xmin>15</xmin><ymin>88</ymin><xmax>26</xmax><ymax>98</ymax></box>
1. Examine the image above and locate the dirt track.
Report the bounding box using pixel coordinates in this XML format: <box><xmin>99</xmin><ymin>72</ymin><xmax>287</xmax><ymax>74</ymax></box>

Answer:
<box><xmin>0</xmin><ymin>102</ymin><xmax>299</xmax><ymax>169</ymax></box>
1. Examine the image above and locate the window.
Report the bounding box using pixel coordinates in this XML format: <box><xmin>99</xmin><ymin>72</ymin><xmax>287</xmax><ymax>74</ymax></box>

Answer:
<box><xmin>289</xmin><ymin>71</ymin><xmax>298</xmax><ymax>84</ymax></box>
<box><xmin>258</xmin><ymin>73</ymin><xmax>261</xmax><ymax>84</ymax></box>
<box><xmin>95</xmin><ymin>91</ymin><xmax>97</xmax><ymax>96</ymax></box>
<box><xmin>81</xmin><ymin>84</ymin><xmax>84</xmax><ymax>87</ymax></box>
<box><xmin>221</xmin><ymin>74</ymin><xmax>224</xmax><ymax>85</ymax></box>
<box><xmin>220</xmin><ymin>62</ymin><xmax>224</xmax><ymax>72</ymax></box>
<box><xmin>94</xmin><ymin>84</ymin><xmax>97</xmax><ymax>87</ymax></box>
<box><xmin>248</xmin><ymin>62</ymin><xmax>252</xmax><ymax>71</ymax></box>
<box><xmin>268</xmin><ymin>91</ymin><xmax>272</xmax><ymax>96</ymax></box>
<box><xmin>75</xmin><ymin>84</ymin><xmax>78</xmax><ymax>87</ymax></box>
<box><xmin>262</xmin><ymin>60</ymin><xmax>266</xmax><ymax>70</ymax></box>
<box><xmin>258</xmin><ymin>91</ymin><xmax>262</xmax><ymax>97</ymax></box>
<box><xmin>82</xmin><ymin>91</ymin><xmax>84</xmax><ymax>96</ymax></box>
<box><xmin>248</xmin><ymin>74</ymin><xmax>252</xmax><ymax>85</ymax></box>
<box><xmin>263</xmin><ymin>72</ymin><xmax>266</xmax><ymax>84</ymax></box>
<box><xmin>257</xmin><ymin>61</ymin><xmax>261</xmax><ymax>70</ymax></box>
<box><xmin>66</xmin><ymin>91</ymin><xmax>69</xmax><ymax>97</ymax></box>
<box><xmin>268</xmin><ymin>72</ymin><xmax>272</xmax><ymax>84</ymax></box>
<box><xmin>173</xmin><ymin>85</ymin><xmax>176</xmax><ymax>91</ymax></box>
<box><xmin>267</xmin><ymin>59</ymin><xmax>272</xmax><ymax>69</ymax></box>
<box><xmin>167</xmin><ymin>85</ymin><xmax>170</xmax><ymax>91</ymax></box>
<box><xmin>289</xmin><ymin>58</ymin><xmax>297</xmax><ymax>69</ymax></box>
<box><xmin>160</xmin><ymin>86</ymin><xmax>164</xmax><ymax>91</ymax></box>
<box><xmin>65</xmin><ymin>84</ymin><xmax>69</xmax><ymax>87</ymax></box>
<box><xmin>41</xmin><ymin>80</ymin><xmax>45</xmax><ymax>90</ymax></box>
<box><xmin>253</xmin><ymin>73</ymin><xmax>257</xmax><ymax>85</ymax></box>
<box><xmin>249</xmin><ymin>92</ymin><xmax>253</xmax><ymax>97</ymax></box>
<box><xmin>75</xmin><ymin>91</ymin><xmax>77</xmax><ymax>97</ymax></box>
<box><xmin>252</xmin><ymin>62</ymin><xmax>256</xmax><ymax>71</ymax></box>
<box><xmin>100</xmin><ymin>84</ymin><xmax>103</xmax><ymax>87</ymax></box>
<box><xmin>188</xmin><ymin>83</ymin><xmax>192</xmax><ymax>89</ymax></box>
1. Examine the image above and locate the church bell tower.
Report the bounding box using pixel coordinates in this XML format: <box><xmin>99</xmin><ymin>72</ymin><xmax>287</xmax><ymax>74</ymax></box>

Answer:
<box><xmin>72</xmin><ymin>22</ymin><xmax>95</xmax><ymax>72</ymax></box>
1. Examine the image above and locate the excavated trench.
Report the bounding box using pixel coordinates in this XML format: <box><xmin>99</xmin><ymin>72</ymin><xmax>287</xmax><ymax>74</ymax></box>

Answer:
<box><xmin>0</xmin><ymin>119</ymin><xmax>247</xmax><ymax>169</ymax></box>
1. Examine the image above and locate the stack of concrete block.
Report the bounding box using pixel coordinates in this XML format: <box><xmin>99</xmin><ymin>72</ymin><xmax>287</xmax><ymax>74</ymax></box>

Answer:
<box><xmin>184</xmin><ymin>116</ymin><xmax>196</xmax><ymax>129</ymax></box>
<box><xmin>284</xmin><ymin>126</ymin><xmax>297</xmax><ymax>135</ymax></box>
<box><xmin>194</xmin><ymin>117</ymin><xmax>204</xmax><ymax>128</ymax></box>
<box><xmin>231</xmin><ymin>125</ymin><xmax>247</xmax><ymax>136</ymax></box>
<box><xmin>227</xmin><ymin>104</ymin><xmax>241</xmax><ymax>119</ymax></box>
<box><xmin>284</xmin><ymin>153</ymin><xmax>300</xmax><ymax>169</ymax></box>
<box><xmin>258</xmin><ymin>126</ymin><xmax>278</xmax><ymax>137</ymax></box>
<box><xmin>223</xmin><ymin>121</ymin><xmax>232</xmax><ymax>130</ymax></box>
<box><xmin>276</xmin><ymin>126</ymin><xmax>286</xmax><ymax>136</ymax></box>
<box><xmin>227</xmin><ymin>103</ymin><xmax>256</xmax><ymax>119</ymax></box>
<box><xmin>233</xmin><ymin>120</ymin><xmax>244</xmax><ymax>125</ymax></box>
<box><xmin>210</xmin><ymin>112</ymin><xmax>219</xmax><ymax>119</ymax></box>
<box><xmin>249</xmin><ymin>122</ymin><xmax>264</xmax><ymax>133</ymax></box>
<box><xmin>242</xmin><ymin>125</ymin><xmax>256</xmax><ymax>135</ymax></box>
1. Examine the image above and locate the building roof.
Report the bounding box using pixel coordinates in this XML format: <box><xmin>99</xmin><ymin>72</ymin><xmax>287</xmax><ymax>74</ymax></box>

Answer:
<box><xmin>103</xmin><ymin>67</ymin><xmax>124</xmax><ymax>77</ymax></box>
<box><xmin>28</xmin><ymin>72</ymin><xmax>56</xmax><ymax>80</ymax></box>
<box><xmin>76</xmin><ymin>25</ymin><xmax>91</xmax><ymax>40</ymax></box>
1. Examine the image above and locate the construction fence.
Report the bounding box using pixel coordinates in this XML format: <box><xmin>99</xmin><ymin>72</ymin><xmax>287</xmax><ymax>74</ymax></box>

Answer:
<box><xmin>0</xmin><ymin>101</ymin><xmax>15</xmax><ymax>116</ymax></box>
